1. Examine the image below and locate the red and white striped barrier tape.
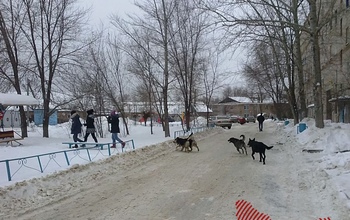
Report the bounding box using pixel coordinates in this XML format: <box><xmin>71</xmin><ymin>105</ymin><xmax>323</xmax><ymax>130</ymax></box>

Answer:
<box><xmin>235</xmin><ymin>200</ymin><xmax>271</xmax><ymax>220</ymax></box>
<box><xmin>235</xmin><ymin>200</ymin><xmax>331</xmax><ymax>220</ymax></box>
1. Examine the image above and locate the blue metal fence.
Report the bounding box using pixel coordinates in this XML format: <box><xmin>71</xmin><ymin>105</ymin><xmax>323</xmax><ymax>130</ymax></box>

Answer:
<box><xmin>173</xmin><ymin>126</ymin><xmax>213</xmax><ymax>138</ymax></box>
<box><xmin>0</xmin><ymin>139</ymin><xmax>134</xmax><ymax>182</ymax></box>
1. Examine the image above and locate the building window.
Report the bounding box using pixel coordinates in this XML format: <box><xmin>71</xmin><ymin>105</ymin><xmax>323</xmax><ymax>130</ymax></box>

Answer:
<box><xmin>244</xmin><ymin>105</ymin><xmax>248</xmax><ymax>110</ymax></box>
<box><xmin>334</xmin><ymin>10</ymin><xmax>337</xmax><ymax>27</ymax></box>
<box><xmin>340</xmin><ymin>50</ymin><xmax>343</xmax><ymax>67</ymax></box>
<box><xmin>340</xmin><ymin>18</ymin><xmax>342</xmax><ymax>36</ymax></box>
<box><xmin>347</xmin><ymin>0</ymin><xmax>350</xmax><ymax>8</ymax></box>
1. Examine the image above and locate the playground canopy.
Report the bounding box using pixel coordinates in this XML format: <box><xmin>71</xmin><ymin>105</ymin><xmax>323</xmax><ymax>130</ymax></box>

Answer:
<box><xmin>0</xmin><ymin>93</ymin><xmax>39</xmax><ymax>106</ymax></box>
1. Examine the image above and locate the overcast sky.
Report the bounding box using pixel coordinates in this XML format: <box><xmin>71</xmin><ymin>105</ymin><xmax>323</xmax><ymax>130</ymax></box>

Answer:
<box><xmin>78</xmin><ymin>0</ymin><xmax>246</xmax><ymax>91</ymax></box>
<box><xmin>80</xmin><ymin>0</ymin><xmax>137</xmax><ymax>26</ymax></box>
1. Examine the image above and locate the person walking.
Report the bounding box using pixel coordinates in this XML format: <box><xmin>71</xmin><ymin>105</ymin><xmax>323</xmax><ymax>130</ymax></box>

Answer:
<box><xmin>70</xmin><ymin>110</ymin><xmax>84</xmax><ymax>148</ymax></box>
<box><xmin>108</xmin><ymin>110</ymin><xmax>125</xmax><ymax>148</ymax></box>
<box><xmin>257</xmin><ymin>113</ymin><xmax>265</xmax><ymax>132</ymax></box>
<box><xmin>83</xmin><ymin>109</ymin><xmax>98</xmax><ymax>145</ymax></box>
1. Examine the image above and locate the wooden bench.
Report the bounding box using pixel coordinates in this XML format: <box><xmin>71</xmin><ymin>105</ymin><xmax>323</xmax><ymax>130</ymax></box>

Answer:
<box><xmin>62</xmin><ymin>142</ymin><xmax>113</xmax><ymax>150</ymax></box>
<box><xmin>0</xmin><ymin>130</ymin><xmax>23</xmax><ymax>146</ymax></box>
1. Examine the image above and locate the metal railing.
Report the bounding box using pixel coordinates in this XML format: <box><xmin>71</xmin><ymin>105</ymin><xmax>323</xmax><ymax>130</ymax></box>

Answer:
<box><xmin>0</xmin><ymin>139</ymin><xmax>134</xmax><ymax>182</ymax></box>
<box><xmin>173</xmin><ymin>126</ymin><xmax>213</xmax><ymax>138</ymax></box>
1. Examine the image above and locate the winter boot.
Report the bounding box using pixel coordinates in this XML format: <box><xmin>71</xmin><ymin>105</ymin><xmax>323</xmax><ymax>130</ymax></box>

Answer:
<box><xmin>111</xmin><ymin>143</ymin><xmax>116</xmax><ymax>148</ymax></box>
<box><xmin>121</xmin><ymin>142</ymin><xmax>126</xmax><ymax>148</ymax></box>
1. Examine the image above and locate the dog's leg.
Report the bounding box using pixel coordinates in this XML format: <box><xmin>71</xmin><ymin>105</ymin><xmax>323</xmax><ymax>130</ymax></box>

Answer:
<box><xmin>251</xmin><ymin>151</ymin><xmax>255</xmax><ymax>160</ymax></box>
<box><xmin>262</xmin><ymin>153</ymin><xmax>266</xmax><ymax>165</ymax></box>
<box><xmin>259</xmin><ymin>152</ymin><xmax>263</xmax><ymax>162</ymax></box>
<box><xmin>189</xmin><ymin>140</ymin><xmax>193</xmax><ymax>152</ymax></box>
<box><xmin>243</xmin><ymin>146</ymin><xmax>247</xmax><ymax>155</ymax></box>
<box><xmin>193</xmin><ymin>143</ymin><xmax>199</xmax><ymax>151</ymax></box>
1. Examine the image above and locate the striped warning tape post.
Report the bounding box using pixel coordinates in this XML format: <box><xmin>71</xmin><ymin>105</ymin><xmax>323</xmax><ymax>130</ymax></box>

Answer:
<box><xmin>235</xmin><ymin>200</ymin><xmax>271</xmax><ymax>220</ymax></box>
<box><xmin>235</xmin><ymin>200</ymin><xmax>331</xmax><ymax>220</ymax></box>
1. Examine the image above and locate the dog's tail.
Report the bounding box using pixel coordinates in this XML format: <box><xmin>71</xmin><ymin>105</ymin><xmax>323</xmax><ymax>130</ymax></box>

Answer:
<box><xmin>240</xmin><ymin>135</ymin><xmax>245</xmax><ymax>141</ymax></box>
<box><xmin>266</xmin><ymin>146</ymin><xmax>273</xmax><ymax>150</ymax></box>
<box><xmin>187</xmin><ymin>132</ymin><xmax>193</xmax><ymax>140</ymax></box>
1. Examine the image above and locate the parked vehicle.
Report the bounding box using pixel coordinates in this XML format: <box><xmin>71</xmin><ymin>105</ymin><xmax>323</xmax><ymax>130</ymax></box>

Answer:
<box><xmin>209</xmin><ymin>116</ymin><xmax>232</xmax><ymax>129</ymax></box>
<box><xmin>237</xmin><ymin>116</ymin><xmax>246</xmax><ymax>125</ymax></box>
<box><xmin>229</xmin><ymin>115</ymin><xmax>239</xmax><ymax>123</ymax></box>
<box><xmin>246</xmin><ymin>116</ymin><xmax>256</xmax><ymax>123</ymax></box>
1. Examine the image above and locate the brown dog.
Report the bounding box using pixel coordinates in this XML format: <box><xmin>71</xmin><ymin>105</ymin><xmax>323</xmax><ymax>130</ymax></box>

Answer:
<box><xmin>173</xmin><ymin>133</ymin><xmax>199</xmax><ymax>152</ymax></box>
<box><xmin>228</xmin><ymin>135</ymin><xmax>247</xmax><ymax>155</ymax></box>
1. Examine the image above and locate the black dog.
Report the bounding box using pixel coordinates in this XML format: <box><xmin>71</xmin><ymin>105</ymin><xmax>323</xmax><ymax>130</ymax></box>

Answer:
<box><xmin>228</xmin><ymin>135</ymin><xmax>247</xmax><ymax>155</ymax></box>
<box><xmin>174</xmin><ymin>132</ymin><xmax>194</xmax><ymax>152</ymax></box>
<box><xmin>247</xmin><ymin>138</ymin><xmax>273</xmax><ymax>165</ymax></box>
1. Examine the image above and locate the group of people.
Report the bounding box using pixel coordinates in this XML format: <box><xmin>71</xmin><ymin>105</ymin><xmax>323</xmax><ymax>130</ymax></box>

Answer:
<box><xmin>70</xmin><ymin>109</ymin><xmax>125</xmax><ymax>149</ymax></box>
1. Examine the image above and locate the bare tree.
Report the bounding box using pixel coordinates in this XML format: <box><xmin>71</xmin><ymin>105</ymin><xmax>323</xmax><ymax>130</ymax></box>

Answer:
<box><xmin>168</xmin><ymin>0</ymin><xmax>211</xmax><ymax>131</ymax></box>
<box><xmin>111</xmin><ymin>0</ymin><xmax>175</xmax><ymax>137</ymax></box>
<box><xmin>124</xmin><ymin>31</ymin><xmax>158</xmax><ymax>134</ymax></box>
<box><xmin>200</xmin><ymin>50</ymin><xmax>227</xmax><ymax>126</ymax></box>
<box><xmin>18</xmin><ymin>0</ymin><xmax>89</xmax><ymax>137</ymax></box>
<box><xmin>242</xmin><ymin>41</ymin><xmax>288</xmax><ymax>119</ymax></box>
<box><xmin>198</xmin><ymin>0</ymin><xmax>300</xmax><ymax>121</ymax></box>
<box><xmin>0</xmin><ymin>1</ymin><xmax>31</xmax><ymax>136</ymax></box>
<box><xmin>200</xmin><ymin>0</ymin><xmax>340</xmax><ymax>128</ymax></box>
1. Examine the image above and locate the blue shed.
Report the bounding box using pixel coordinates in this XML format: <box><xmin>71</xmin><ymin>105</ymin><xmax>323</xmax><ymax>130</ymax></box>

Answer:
<box><xmin>33</xmin><ymin>109</ymin><xmax>58</xmax><ymax>125</ymax></box>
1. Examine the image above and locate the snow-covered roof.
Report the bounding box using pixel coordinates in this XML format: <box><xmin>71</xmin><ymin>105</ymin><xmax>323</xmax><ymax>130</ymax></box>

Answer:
<box><xmin>0</xmin><ymin>93</ymin><xmax>39</xmax><ymax>106</ymax></box>
<box><xmin>229</xmin><ymin>96</ymin><xmax>252</xmax><ymax>103</ymax></box>
<box><xmin>192</xmin><ymin>103</ymin><xmax>212</xmax><ymax>113</ymax></box>
<box><xmin>123</xmin><ymin>102</ymin><xmax>211</xmax><ymax>114</ymax></box>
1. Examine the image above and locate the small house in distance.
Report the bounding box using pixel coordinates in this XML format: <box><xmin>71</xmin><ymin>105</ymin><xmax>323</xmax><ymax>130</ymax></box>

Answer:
<box><xmin>210</xmin><ymin>96</ymin><xmax>292</xmax><ymax>119</ymax></box>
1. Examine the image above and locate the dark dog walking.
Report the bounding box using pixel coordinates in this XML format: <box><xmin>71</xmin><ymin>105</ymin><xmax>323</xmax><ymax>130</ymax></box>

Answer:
<box><xmin>228</xmin><ymin>135</ymin><xmax>247</xmax><ymax>155</ymax></box>
<box><xmin>247</xmin><ymin>138</ymin><xmax>273</xmax><ymax>165</ymax></box>
<box><xmin>174</xmin><ymin>132</ymin><xmax>198</xmax><ymax>152</ymax></box>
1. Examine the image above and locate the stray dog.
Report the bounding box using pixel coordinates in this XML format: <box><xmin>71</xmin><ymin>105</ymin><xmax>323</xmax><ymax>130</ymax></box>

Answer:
<box><xmin>187</xmin><ymin>135</ymin><xmax>199</xmax><ymax>152</ymax></box>
<box><xmin>173</xmin><ymin>132</ymin><xmax>199</xmax><ymax>152</ymax></box>
<box><xmin>247</xmin><ymin>138</ymin><xmax>273</xmax><ymax>165</ymax></box>
<box><xmin>228</xmin><ymin>135</ymin><xmax>247</xmax><ymax>155</ymax></box>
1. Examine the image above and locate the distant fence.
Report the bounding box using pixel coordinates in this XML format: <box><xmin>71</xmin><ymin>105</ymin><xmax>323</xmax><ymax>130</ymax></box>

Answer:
<box><xmin>0</xmin><ymin>139</ymin><xmax>134</xmax><ymax>182</ymax></box>
<box><xmin>173</xmin><ymin>126</ymin><xmax>213</xmax><ymax>138</ymax></box>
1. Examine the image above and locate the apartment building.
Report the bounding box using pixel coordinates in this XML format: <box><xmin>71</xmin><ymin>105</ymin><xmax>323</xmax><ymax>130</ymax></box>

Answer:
<box><xmin>301</xmin><ymin>1</ymin><xmax>350</xmax><ymax>122</ymax></box>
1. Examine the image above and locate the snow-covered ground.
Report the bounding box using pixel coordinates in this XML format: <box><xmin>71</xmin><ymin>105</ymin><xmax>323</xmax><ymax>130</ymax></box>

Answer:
<box><xmin>0</xmin><ymin>118</ymin><xmax>349</xmax><ymax>219</ymax></box>
<box><xmin>282</xmin><ymin>118</ymin><xmax>350</xmax><ymax>210</ymax></box>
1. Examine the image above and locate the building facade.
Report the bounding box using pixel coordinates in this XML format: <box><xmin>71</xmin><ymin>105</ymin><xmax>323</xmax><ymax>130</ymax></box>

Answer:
<box><xmin>301</xmin><ymin>1</ymin><xmax>350</xmax><ymax>122</ymax></box>
<box><xmin>210</xmin><ymin>97</ymin><xmax>292</xmax><ymax>119</ymax></box>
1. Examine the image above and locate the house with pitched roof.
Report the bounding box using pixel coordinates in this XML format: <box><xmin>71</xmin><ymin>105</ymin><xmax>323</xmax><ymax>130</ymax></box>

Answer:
<box><xmin>210</xmin><ymin>97</ymin><xmax>292</xmax><ymax>119</ymax></box>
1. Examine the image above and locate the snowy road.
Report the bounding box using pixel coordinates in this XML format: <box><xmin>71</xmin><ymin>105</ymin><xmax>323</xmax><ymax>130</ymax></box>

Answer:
<box><xmin>2</xmin><ymin>123</ymin><xmax>348</xmax><ymax>219</ymax></box>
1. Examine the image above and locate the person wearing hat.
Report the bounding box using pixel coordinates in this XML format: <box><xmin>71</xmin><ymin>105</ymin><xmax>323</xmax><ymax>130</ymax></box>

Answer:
<box><xmin>83</xmin><ymin>109</ymin><xmax>98</xmax><ymax>144</ymax></box>
<box><xmin>107</xmin><ymin>110</ymin><xmax>126</xmax><ymax>148</ymax></box>
<box><xmin>70</xmin><ymin>110</ymin><xmax>84</xmax><ymax>148</ymax></box>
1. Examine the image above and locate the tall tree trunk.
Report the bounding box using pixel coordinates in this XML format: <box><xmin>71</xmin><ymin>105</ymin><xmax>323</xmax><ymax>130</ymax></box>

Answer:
<box><xmin>0</xmin><ymin>9</ymin><xmax>28</xmax><ymax>137</ymax></box>
<box><xmin>162</xmin><ymin>0</ymin><xmax>170</xmax><ymax>137</ymax></box>
<box><xmin>308</xmin><ymin>0</ymin><xmax>324</xmax><ymax>128</ymax></box>
<box><xmin>293</xmin><ymin>0</ymin><xmax>307</xmax><ymax>120</ymax></box>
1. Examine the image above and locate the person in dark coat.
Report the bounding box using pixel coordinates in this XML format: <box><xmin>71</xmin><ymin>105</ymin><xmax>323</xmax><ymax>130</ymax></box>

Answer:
<box><xmin>70</xmin><ymin>110</ymin><xmax>84</xmax><ymax>148</ymax></box>
<box><xmin>257</xmin><ymin>113</ymin><xmax>265</xmax><ymax>132</ymax></box>
<box><xmin>83</xmin><ymin>109</ymin><xmax>98</xmax><ymax>144</ymax></box>
<box><xmin>108</xmin><ymin>110</ymin><xmax>125</xmax><ymax>148</ymax></box>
